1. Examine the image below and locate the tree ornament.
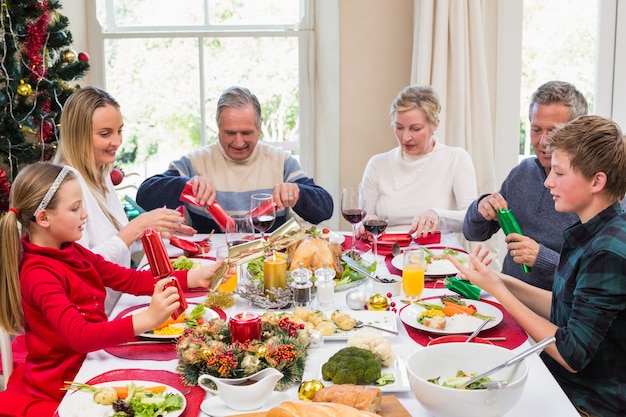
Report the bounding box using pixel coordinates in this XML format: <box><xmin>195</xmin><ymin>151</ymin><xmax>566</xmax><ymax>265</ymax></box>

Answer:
<box><xmin>17</xmin><ymin>80</ymin><xmax>32</xmax><ymax>96</ymax></box>
<box><xmin>110</xmin><ymin>167</ymin><xmax>124</xmax><ymax>186</ymax></box>
<box><xmin>346</xmin><ymin>288</ymin><xmax>368</xmax><ymax>310</ymax></box>
<box><xmin>78</xmin><ymin>52</ymin><xmax>90</xmax><ymax>62</ymax></box>
<box><xmin>367</xmin><ymin>294</ymin><xmax>388</xmax><ymax>311</ymax></box>
<box><xmin>297</xmin><ymin>379</ymin><xmax>324</xmax><ymax>401</ymax></box>
<box><xmin>64</xmin><ymin>49</ymin><xmax>77</xmax><ymax>63</ymax></box>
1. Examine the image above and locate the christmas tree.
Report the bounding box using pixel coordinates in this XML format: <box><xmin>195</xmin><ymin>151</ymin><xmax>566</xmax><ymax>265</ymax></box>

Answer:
<box><xmin>0</xmin><ymin>0</ymin><xmax>89</xmax><ymax>213</ymax></box>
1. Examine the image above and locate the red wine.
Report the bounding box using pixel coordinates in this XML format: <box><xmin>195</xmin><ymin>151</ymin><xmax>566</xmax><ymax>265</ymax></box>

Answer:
<box><xmin>363</xmin><ymin>219</ymin><xmax>388</xmax><ymax>236</ymax></box>
<box><xmin>342</xmin><ymin>208</ymin><xmax>366</xmax><ymax>224</ymax></box>
<box><xmin>252</xmin><ymin>215</ymin><xmax>275</xmax><ymax>233</ymax></box>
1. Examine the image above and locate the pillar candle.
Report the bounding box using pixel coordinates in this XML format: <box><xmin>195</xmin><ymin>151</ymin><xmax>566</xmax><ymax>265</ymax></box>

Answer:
<box><xmin>263</xmin><ymin>255</ymin><xmax>287</xmax><ymax>293</ymax></box>
<box><xmin>229</xmin><ymin>312</ymin><xmax>262</xmax><ymax>344</ymax></box>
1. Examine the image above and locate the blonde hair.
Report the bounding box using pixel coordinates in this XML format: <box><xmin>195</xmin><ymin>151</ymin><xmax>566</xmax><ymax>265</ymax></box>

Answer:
<box><xmin>54</xmin><ymin>86</ymin><xmax>122</xmax><ymax>230</ymax></box>
<box><xmin>0</xmin><ymin>163</ymin><xmax>75</xmax><ymax>334</ymax></box>
<box><xmin>390</xmin><ymin>85</ymin><xmax>441</xmax><ymax>127</ymax></box>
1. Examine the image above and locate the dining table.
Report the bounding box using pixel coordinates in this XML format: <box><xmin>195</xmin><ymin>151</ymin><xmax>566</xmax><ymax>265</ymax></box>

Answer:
<box><xmin>56</xmin><ymin>231</ymin><xmax>580</xmax><ymax>417</ymax></box>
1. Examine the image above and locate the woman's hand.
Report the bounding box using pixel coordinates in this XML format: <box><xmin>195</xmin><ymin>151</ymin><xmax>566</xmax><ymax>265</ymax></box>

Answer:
<box><xmin>132</xmin><ymin>278</ymin><xmax>180</xmax><ymax>335</ymax></box>
<box><xmin>188</xmin><ymin>259</ymin><xmax>226</xmax><ymax>288</ymax></box>
<box><xmin>505</xmin><ymin>233</ymin><xmax>540</xmax><ymax>267</ymax></box>
<box><xmin>409</xmin><ymin>209</ymin><xmax>439</xmax><ymax>237</ymax></box>
<box><xmin>133</xmin><ymin>207</ymin><xmax>196</xmax><ymax>240</ymax></box>
<box><xmin>478</xmin><ymin>192</ymin><xmax>508</xmax><ymax>221</ymax></box>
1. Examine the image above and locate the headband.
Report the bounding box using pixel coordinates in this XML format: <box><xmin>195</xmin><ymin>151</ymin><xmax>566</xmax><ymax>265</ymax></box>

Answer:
<box><xmin>35</xmin><ymin>166</ymin><xmax>71</xmax><ymax>216</ymax></box>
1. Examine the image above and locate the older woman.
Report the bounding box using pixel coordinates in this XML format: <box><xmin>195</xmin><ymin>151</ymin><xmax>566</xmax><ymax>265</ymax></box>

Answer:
<box><xmin>361</xmin><ymin>85</ymin><xmax>477</xmax><ymax>240</ymax></box>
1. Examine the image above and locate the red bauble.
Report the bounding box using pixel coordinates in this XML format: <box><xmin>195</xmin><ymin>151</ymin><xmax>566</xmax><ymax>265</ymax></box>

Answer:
<box><xmin>110</xmin><ymin>168</ymin><xmax>124</xmax><ymax>186</ymax></box>
<box><xmin>78</xmin><ymin>52</ymin><xmax>89</xmax><ymax>62</ymax></box>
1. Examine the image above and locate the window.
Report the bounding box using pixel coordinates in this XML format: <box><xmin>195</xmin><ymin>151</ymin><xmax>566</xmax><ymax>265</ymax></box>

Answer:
<box><xmin>519</xmin><ymin>0</ymin><xmax>598</xmax><ymax>156</ymax></box>
<box><xmin>91</xmin><ymin>0</ymin><xmax>311</xmax><ymax>182</ymax></box>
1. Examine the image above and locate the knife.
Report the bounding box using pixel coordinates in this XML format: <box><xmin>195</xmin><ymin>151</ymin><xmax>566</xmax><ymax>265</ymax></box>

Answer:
<box><xmin>342</xmin><ymin>255</ymin><xmax>384</xmax><ymax>283</ymax></box>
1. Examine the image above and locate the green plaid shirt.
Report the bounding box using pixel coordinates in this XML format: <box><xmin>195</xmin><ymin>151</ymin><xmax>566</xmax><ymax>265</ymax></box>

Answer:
<box><xmin>542</xmin><ymin>203</ymin><xmax>626</xmax><ymax>417</ymax></box>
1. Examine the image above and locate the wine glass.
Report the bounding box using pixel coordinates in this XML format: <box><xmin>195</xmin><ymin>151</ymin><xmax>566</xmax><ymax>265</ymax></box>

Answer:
<box><xmin>363</xmin><ymin>199</ymin><xmax>388</xmax><ymax>259</ymax></box>
<box><xmin>341</xmin><ymin>186</ymin><xmax>367</xmax><ymax>252</ymax></box>
<box><xmin>226</xmin><ymin>214</ymin><xmax>255</xmax><ymax>247</ymax></box>
<box><xmin>402</xmin><ymin>247</ymin><xmax>426</xmax><ymax>301</ymax></box>
<box><xmin>249</xmin><ymin>193</ymin><xmax>275</xmax><ymax>240</ymax></box>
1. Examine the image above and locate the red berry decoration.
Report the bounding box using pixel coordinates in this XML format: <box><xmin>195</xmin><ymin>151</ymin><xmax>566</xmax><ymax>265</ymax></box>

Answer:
<box><xmin>78</xmin><ymin>51</ymin><xmax>90</xmax><ymax>62</ymax></box>
<box><xmin>390</xmin><ymin>301</ymin><xmax>396</xmax><ymax>307</ymax></box>
<box><xmin>386</xmin><ymin>292</ymin><xmax>392</xmax><ymax>298</ymax></box>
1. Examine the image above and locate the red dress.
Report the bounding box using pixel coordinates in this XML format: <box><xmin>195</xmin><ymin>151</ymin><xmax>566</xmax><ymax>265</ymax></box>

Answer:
<box><xmin>0</xmin><ymin>237</ymin><xmax>189</xmax><ymax>417</ymax></box>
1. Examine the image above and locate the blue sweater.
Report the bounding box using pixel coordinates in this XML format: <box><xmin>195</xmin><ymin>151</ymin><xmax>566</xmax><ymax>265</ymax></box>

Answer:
<box><xmin>463</xmin><ymin>157</ymin><xmax>578</xmax><ymax>290</ymax></box>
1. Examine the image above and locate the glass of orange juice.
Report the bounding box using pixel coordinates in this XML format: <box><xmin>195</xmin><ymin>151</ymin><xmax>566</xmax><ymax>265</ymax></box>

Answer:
<box><xmin>402</xmin><ymin>248</ymin><xmax>425</xmax><ymax>300</ymax></box>
<box><xmin>215</xmin><ymin>246</ymin><xmax>237</xmax><ymax>292</ymax></box>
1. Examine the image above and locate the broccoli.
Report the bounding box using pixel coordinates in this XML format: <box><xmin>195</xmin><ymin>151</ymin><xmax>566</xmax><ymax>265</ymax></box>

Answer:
<box><xmin>321</xmin><ymin>347</ymin><xmax>382</xmax><ymax>385</ymax></box>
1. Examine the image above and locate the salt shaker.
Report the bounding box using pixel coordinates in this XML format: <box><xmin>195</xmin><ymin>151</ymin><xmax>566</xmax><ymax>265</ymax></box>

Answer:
<box><xmin>315</xmin><ymin>263</ymin><xmax>336</xmax><ymax>310</ymax></box>
<box><xmin>291</xmin><ymin>263</ymin><xmax>313</xmax><ymax>307</ymax></box>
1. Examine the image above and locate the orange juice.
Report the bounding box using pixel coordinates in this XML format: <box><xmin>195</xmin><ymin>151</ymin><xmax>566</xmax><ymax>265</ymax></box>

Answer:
<box><xmin>217</xmin><ymin>271</ymin><xmax>237</xmax><ymax>292</ymax></box>
<box><xmin>402</xmin><ymin>264</ymin><xmax>425</xmax><ymax>298</ymax></box>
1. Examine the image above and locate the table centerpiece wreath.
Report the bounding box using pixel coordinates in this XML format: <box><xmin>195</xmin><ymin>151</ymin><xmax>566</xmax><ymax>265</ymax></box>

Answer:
<box><xmin>175</xmin><ymin>315</ymin><xmax>308</xmax><ymax>391</ymax></box>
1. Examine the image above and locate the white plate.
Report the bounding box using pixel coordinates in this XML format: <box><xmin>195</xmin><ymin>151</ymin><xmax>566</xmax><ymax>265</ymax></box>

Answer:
<box><xmin>399</xmin><ymin>299</ymin><xmax>504</xmax><ymax>334</ymax></box>
<box><xmin>391</xmin><ymin>246</ymin><xmax>469</xmax><ymax>276</ymax></box>
<box><xmin>124</xmin><ymin>304</ymin><xmax>220</xmax><ymax>339</ymax></box>
<box><xmin>325</xmin><ymin>311</ymin><xmax>398</xmax><ymax>340</ymax></box>
<box><xmin>200</xmin><ymin>391</ymin><xmax>292</xmax><ymax>416</ymax></box>
<box><xmin>307</xmin><ymin>347</ymin><xmax>410</xmax><ymax>393</ymax></box>
<box><xmin>56</xmin><ymin>380</ymin><xmax>186</xmax><ymax>417</ymax></box>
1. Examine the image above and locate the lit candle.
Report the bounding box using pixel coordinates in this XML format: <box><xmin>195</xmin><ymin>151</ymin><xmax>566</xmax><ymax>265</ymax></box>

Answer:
<box><xmin>229</xmin><ymin>312</ymin><xmax>262</xmax><ymax>344</ymax></box>
<box><xmin>263</xmin><ymin>253</ymin><xmax>287</xmax><ymax>299</ymax></box>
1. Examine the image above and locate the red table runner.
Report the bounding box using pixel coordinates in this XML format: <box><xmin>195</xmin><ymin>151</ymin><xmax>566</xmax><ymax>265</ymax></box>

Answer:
<box><xmin>105</xmin><ymin>303</ymin><xmax>225</xmax><ymax>361</ymax></box>
<box><xmin>53</xmin><ymin>369</ymin><xmax>204</xmax><ymax>417</ymax></box>
<box><xmin>400</xmin><ymin>297</ymin><xmax>528</xmax><ymax>349</ymax></box>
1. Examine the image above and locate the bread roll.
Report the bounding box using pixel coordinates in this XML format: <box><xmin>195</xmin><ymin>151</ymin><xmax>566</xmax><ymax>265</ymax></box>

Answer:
<box><xmin>266</xmin><ymin>401</ymin><xmax>380</xmax><ymax>417</ymax></box>
<box><xmin>312</xmin><ymin>384</ymin><xmax>382</xmax><ymax>412</ymax></box>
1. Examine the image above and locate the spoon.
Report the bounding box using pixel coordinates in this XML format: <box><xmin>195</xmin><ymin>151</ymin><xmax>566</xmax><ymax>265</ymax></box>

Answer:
<box><xmin>391</xmin><ymin>242</ymin><xmax>407</xmax><ymax>257</ymax></box>
<box><xmin>457</xmin><ymin>336</ymin><xmax>556</xmax><ymax>389</ymax></box>
<box><xmin>353</xmin><ymin>320</ymin><xmax>399</xmax><ymax>335</ymax></box>
<box><xmin>465</xmin><ymin>317</ymin><xmax>491</xmax><ymax>343</ymax></box>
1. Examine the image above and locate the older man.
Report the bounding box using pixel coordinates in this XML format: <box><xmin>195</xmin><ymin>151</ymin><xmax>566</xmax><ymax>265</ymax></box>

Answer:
<box><xmin>136</xmin><ymin>86</ymin><xmax>333</xmax><ymax>233</ymax></box>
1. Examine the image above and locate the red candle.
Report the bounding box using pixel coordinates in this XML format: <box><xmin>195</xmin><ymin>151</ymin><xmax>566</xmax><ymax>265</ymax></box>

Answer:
<box><xmin>229</xmin><ymin>312</ymin><xmax>262</xmax><ymax>344</ymax></box>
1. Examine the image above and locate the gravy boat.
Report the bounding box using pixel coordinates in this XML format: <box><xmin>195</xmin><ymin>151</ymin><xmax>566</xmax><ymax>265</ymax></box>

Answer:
<box><xmin>198</xmin><ymin>368</ymin><xmax>283</xmax><ymax>411</ymax></box>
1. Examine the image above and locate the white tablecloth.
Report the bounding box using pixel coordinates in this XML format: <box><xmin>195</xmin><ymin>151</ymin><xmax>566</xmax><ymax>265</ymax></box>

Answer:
<box><xmin>61</xmin><ymin>233</ymin><xmax>579</xmax><ymax>417</ymax></box>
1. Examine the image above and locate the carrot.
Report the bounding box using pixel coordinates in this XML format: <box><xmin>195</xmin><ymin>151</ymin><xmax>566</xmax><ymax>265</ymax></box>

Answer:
<box><xmin>442</xmin><ymin>300</ymin><xmax>476</xmax><ymax>316</ymax></box>
<box><xmin>113</xmin><ymin>385</ymin><xmax>167</xmax><ymax>399</ymax></box>
<box><xmin>155</xmin><ymin>314</ymin><xmax>186</xmax><ymax>330</ymax></box>
<box><xmin>443</xmin><ymin>304</ymin><xmax>474</xmax><ymax>317</ymax></box>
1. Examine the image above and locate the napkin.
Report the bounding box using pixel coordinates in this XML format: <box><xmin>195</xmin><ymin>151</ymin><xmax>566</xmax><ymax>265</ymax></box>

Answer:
<box><xmin>400</xmin><ymin>297</ymin><xmax>528</xmax><ymax>349</ymax></box>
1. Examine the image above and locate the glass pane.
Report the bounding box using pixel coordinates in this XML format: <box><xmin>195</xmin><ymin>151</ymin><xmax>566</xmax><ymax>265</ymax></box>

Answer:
<box><xmin>208</xmin><ymin>0</ymin><xmax>300</xmax><ymax>25</ymax></box>
<box><xmin>106</xmin><ymin>0</ymin><xmax>205</xmax><ymax>27</ymax></box>
<box><xmin>520</xmin><ymin>0</ymin><xmax>598</xmax><ymax>155</ymax></box>
<box><xmin>104</xmin><ymin>38</ymin><xmax>201</xmax><ymax>179</ymax></box>
<box><xmin>202</xmin><ymin>36</ymin><xmax>299</xmax><ymax>149</ymax></box>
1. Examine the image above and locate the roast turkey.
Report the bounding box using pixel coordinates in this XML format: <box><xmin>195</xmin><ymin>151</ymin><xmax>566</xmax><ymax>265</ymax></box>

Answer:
<box><xmin>287</xmin><ymin>235</ymin><xmax>344</xmax><ymax>276</ymax></box>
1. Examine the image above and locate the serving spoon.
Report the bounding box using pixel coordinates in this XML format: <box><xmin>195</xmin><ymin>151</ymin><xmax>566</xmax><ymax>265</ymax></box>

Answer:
<box><xmin>457</xmin><ymin>336</ymin><xmax>555</xmax><ymax>389</ymax></box>
<box><xmin>465</xmin><ymin>317</ymin><xmax>491</xmax><ymax>343</ymax></box>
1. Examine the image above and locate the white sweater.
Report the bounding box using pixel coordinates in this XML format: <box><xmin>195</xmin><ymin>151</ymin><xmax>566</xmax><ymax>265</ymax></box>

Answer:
<box><xmin>361</xmin><ymin>142</ymin><xmax>477</xmax><ymax>233</ymax></box>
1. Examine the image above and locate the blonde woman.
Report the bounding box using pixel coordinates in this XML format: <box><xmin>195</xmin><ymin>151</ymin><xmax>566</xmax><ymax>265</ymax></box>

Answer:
<box><xmin>54</xmin><ymin>87</ymin><xmax>195</xmax><ymax>313</ymax></box>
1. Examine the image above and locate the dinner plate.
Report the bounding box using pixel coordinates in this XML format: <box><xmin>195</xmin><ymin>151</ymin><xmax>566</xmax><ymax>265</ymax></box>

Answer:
<box><xmin>200</xmin><ymin>391</ymin><xmax>292</xmax><ymax>416</ymax></box>
<box><xmin>325</xmin><ymin>311</ymin><xmax>398</xmax><ymax>340</ymax></box>
<box><xmin>399</xmin><ymin>299</ymin><xmax>503</xmax><ymax>334</ymax></box>
<box><xmin>56</xmin><ymin>380</ymin><xmax>186</xmax><ymax>417</ymax></box>
<box><xmin>391</xmin><ymin>246</ymin><xmax>469</xmax><ymax>277</ymax></box>
<box><xmin>124</xmin><ymin>304</ymin><xmax>220</xmax><ymax>339</ymax></box>
<box><xmin>307</xmin><ymin>347</ymin><xmax>410</xmax><ymax>393</ymax></box>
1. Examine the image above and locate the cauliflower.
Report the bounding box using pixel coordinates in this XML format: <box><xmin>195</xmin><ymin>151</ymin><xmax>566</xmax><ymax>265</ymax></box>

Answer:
<box><xmin>321</xmin><ymin>347</ymin><xmax>382</xmax><ymax>385</ymax></box>
<box><xmin>347</xmin><ymin>331</ymin><xmax>396</xmax><ymax>367</ymax></box>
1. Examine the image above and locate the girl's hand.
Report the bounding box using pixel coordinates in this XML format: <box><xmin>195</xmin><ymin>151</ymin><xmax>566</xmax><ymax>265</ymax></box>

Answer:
<box><xmin>188</xmin><ymin>260</ymin><xmax>226</xmax><ymax>288</ymax></box>
<box><xmin>132</xmin><ymin>278</ymin><xmax>180</xmax><ymax>335</ymax></box>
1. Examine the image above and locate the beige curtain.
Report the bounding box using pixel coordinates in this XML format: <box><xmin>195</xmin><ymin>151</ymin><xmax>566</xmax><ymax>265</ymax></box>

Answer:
<box><xmin>411</xmin><ymin>0</ymin><xmax>501</xmax><ymax>265</ymax></box>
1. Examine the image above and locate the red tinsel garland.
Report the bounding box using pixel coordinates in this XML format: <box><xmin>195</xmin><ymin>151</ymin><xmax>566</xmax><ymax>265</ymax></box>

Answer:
<box><xmin>24</xmin><ymin>1</ymin><xmax>51</xmax><ymax>79</ymax></box>
<box><xmin>0</xmin><ymin>169</ymin><xmax>10</xmax><ymax>213</ymax></box>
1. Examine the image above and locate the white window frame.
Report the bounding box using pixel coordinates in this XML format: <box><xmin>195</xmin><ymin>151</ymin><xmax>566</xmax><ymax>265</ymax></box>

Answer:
<box><xmin>85</xmin><ymin>0</ymin><xmax>315</xmax><ymax>172</ymax></box>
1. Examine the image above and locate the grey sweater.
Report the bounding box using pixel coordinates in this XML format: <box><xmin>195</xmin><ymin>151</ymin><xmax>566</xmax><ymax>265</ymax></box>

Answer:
<box><xmin>463</xmin><ymin>157</ymin><xmax>578</xmax><ymax>290</ymax></box>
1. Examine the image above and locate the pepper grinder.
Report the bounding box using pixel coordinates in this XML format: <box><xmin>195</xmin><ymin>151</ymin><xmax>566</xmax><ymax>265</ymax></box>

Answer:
<box><xmin>315</xmin><ymin>263</ymin><xmax>336</xmax><ymax>310</ymax></box>
<box><xmin>290</xmin><ymin>263</ymin><xmax>313</xmax><ymax>307</ymax></box>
